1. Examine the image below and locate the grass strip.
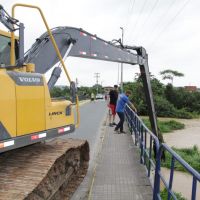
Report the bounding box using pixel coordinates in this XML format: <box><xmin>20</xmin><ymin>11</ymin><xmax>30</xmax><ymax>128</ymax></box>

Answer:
<box><xmin>142</xmin><ymin>118</ymin><xmax>185</xmax><ymax>134</ymax></box>
<box><xmin>162</xmin><ymin>145</ymin><xmax>200</xmax><ymax>173</ymax></box>
<box><xmin>160</xmin><ymin>188</ymin><xmax>186</xmax><ymax>200</ymax></box>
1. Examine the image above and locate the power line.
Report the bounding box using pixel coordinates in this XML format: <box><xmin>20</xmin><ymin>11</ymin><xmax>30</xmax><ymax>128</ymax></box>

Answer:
<box><xmin>148</xmin><ymin>0</ymin><xmax>192</xmax><ymax>47</ymax></box>
<box><xmin>127</xmin><ymin>0</ymin><xmax>148</xmax><ymax>38</ymax></box>
<box><xmin>133</xmin><ymin>0</ymin><xmax>160</xmax><ymax>40</ymax></box>
<box><xmin>142</xmin><ymin>0</ymin><xmax>177</xmax><ymax>43</ymax></box>
<box><xmin>124</xmin><ymin>0</ymin><xmax>136</xmax><ymax>29</ymax></box>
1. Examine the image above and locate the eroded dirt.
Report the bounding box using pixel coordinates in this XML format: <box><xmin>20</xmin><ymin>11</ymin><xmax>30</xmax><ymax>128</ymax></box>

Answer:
<box><xmin>0</xmin><ymin>139</ymin><xmax>89</xmax><ymax>200</ymax></box>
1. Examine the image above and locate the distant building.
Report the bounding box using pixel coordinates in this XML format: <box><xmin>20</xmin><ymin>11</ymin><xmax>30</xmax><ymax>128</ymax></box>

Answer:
<box><xmin>184</xmin><ymin>86</ymin><xmax>197</xmax><ymax>92</ymax></box>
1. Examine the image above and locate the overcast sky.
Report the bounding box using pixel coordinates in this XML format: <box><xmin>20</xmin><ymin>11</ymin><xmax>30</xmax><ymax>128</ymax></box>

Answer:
<box><xmin>1</xmin><ymin>0</ymin><xmax>200</xmax><ymax>87</ymax></box>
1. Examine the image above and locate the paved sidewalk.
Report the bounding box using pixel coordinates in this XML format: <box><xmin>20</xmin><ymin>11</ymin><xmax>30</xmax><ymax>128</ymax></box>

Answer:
<box><xmin>89</xmin><ymin>123</ymin><xmax>152</xmax><ymax>200</ymax></box>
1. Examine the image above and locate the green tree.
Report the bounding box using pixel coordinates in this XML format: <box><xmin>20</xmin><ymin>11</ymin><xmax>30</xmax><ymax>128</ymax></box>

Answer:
<box><xmin>124</xmin><ymin>72</ymin><xmax>195</xmax><ymax>118</ymax></box>
<box><xmin>50</xmin><ymin>86</ymin><xmax>64</xmax><ymax>97</ymax></box>
<box><xmin>160</xmin><ymin>69</ymin><xmax>184</xmax><ymax>85</ymax></box>
<box><xmin>165</xmin><ymin>84</ymin><xmax>176</xmax><ymax>104</ymax></box>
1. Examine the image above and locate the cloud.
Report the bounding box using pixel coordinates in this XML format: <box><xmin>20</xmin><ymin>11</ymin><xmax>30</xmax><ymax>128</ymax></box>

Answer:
<box><xmin>1</xmin><ymin>0</ymin><xmax>200</xmax><ymax>87</ymax></box>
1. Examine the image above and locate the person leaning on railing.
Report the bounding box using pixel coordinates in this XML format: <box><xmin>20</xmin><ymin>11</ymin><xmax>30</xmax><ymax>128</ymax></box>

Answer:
<box><xmin>114</xmin><ymin>90</ymin><xmax>137</xmax><ymax>134</ymax></box>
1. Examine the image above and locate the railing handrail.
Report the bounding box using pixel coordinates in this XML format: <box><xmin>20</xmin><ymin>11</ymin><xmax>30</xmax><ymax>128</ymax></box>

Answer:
<box><xmin>124</xmin><ymin>105</ymin><xmax>200</xmax><ymax>200</ymax></box>
<box><xmin>161</xmin><ymin>143</ymin><xmax>200</xmax><ymax>181</ymax></box>
<box><xmin>125</xmin><ymin>104</ymin><xmax>160</xmax><ymax>195</ymax></box>
<box><xmin>125</xmin><ymin>105</ymin><xmax>158</xmax><ymax>142</ymax></box>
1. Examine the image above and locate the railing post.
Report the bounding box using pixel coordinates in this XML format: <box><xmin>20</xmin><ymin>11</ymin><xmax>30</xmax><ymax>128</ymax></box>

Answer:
<box><xmin>153</xmin><ymin>141</ymin><xmax>161</xmax><ymax>200</ymax></box>
<box><xmin>191</xmin><ymin>177</ymin><xmax>197</xmax><ymax>200</ymax></box>
<box><xmin>136</xmin><ymin>117</ymin><xmax>139</xmax><ymax>146</ymax></box>
<box><xmin>148</xmin><ymin>136</ymin><xmax>152</xmax><ymax>177</ymax></box>
<box><xmin>140</xmin><ymin>125</ymin><xmax>144</xmax><ymax>164</ymax></box>
<box><xmin>144</xmin><ymin>129</ymin><xmax>147</xmax><ymax>167</ymax></box>
<box><xmin>131</xmin><ymin>109</ymin><xmax>133</xmax><ymax>135</ymax></box>
<box><xmin>134</xmin><ymin>115</ymin><xmax>137</xmax><ymax>145</ymax></box>
<box><xmin>168</xmin><ymin>157</ymin><xmax>175</xmax><ymax>200</ymax></box>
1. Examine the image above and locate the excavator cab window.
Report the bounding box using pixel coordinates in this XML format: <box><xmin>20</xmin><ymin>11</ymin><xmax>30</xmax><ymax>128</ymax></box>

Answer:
<box><xmin>70</xmin><ymin>81</ymin><xmax>77</xmax><ymax>103</ymax></box>
<box><xmin>0</xmin><ymin>33</ymin><xmax>19</xmax><ymax>66</ymax></box>
<box><xmin>0</xmin><ymin>34</ymin><xmax>10</xmax><ymax>65</ymax></box>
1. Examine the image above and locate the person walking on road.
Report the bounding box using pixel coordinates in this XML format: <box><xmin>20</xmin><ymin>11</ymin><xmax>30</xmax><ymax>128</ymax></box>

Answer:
<box><xmin>114</xmin><ymin>90</ymin><xmax>137</xmax><ymax>134</ymax></box>
<box><xmin>108</xmin><ymin>85</ymin><xmax>118</xmax><ymax>127</ymax></box>
<box><xmin>91</xmin><ymin>92</ymin><xmax>95</xmax><ymax>102</ymax></box>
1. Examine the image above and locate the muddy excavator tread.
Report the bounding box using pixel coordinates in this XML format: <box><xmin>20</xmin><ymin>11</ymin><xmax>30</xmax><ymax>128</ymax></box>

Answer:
<box><xmin>0</xmin><ymin>139</ymin><xmax>89</xmax><ymax>200</ymax></box>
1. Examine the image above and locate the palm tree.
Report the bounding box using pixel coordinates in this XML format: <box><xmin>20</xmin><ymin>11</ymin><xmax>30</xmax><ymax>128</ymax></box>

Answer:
<box><xmin>160</xmin><ymin>69</ymin><xmax>184</xmax><ymax>85</ymax></box>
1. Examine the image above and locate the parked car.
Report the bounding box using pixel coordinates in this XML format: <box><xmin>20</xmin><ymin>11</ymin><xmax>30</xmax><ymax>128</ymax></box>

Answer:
<box><xmin>96</xmin><ymin>93</ymin><xmax>104</xmax><ymax>100</ymax></box>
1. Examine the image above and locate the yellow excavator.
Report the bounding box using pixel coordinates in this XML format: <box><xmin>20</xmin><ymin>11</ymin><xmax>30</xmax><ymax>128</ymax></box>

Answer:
<box><xmin>0</xmin><ymin>4</ymin><xmax>88</xmax><ymax>200</ymax></box>
<box><xmin>0</xmin><ymin>3</ymin><xmax>159</xmax><ymax>200</ymax></box>
<box><xmin>0</xmin><ymin>4</ymin><xmax>81</xmax><ymax>152</ymax></box>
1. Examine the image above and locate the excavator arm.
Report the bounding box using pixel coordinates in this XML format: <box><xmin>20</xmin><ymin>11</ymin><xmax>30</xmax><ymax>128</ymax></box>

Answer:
<box><xmin>24</xmin><ymin>26</ymin><xmax>158</xmax><ymax>137</ymax></box>
<box><xmin>24</xmin><ymin>27</ymin><xmax>143</xmax><ymax>73</ymax></box>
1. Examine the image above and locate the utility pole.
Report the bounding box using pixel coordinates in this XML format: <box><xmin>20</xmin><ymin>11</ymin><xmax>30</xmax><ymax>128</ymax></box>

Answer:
<box><xmin>117</xmin><ymin>63</ymin><xmax>120</xmax><ymax>85</ymax></box>
<box><xmin>94</xmin><ymin>72</ymin><xmax>100</xmax><ymax>93</ymax></box>
<box><xmin>75</xmin><ymin>78</ymin><xmax>78</xmax><ymax>88</ymax></box>
<box><xmin>120</xmin><ymin>27</ymin><xmax>124</xmax><ymax>93</ymax></box>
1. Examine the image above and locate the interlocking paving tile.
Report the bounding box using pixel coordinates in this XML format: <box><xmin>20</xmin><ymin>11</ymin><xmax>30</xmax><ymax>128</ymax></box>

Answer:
<box><xmin>90</xmin><ymin>124</ymin><xmax>152</xmax><ymax>200</ymax></box>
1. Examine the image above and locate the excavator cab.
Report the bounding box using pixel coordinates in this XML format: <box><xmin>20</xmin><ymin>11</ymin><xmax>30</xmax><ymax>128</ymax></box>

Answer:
<box><xmin>0</xmin><ymin>30</ymin><xmax>19</xmax><ymax>66</ymax></box>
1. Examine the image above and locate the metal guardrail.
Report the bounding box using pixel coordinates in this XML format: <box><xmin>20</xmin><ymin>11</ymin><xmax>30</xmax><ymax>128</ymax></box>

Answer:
<box><xmin>124</xmin><ymin>105</ymin><xmax>200</xmax><ymax>200</ymax></box>
<box><xmin>124</xmin><ymin>105</ymin><xmax>160</xmax><ymax>194</ymax></box>
<box><xmin>155</xmin><ymin>144</ymin><xmax>200</xmax><ymax>200</ymax></box>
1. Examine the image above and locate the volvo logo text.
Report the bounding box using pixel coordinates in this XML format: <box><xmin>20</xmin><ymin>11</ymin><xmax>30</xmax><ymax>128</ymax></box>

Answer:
<box><xmin>18</xmin><ymin>77</ymin><xmax>41</xmax><ymax>83</ymax></box>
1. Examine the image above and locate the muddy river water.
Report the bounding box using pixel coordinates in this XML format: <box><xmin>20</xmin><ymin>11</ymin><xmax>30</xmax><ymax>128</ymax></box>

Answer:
<box><xmin>163</xmin><ymin>118</ymin><xmax>200</xmax><ymax>148</ymax></box>
<box><xmin>161</xmin><ymin>118</ymin><xmax>200</xmax><ymax>199</ymax></box>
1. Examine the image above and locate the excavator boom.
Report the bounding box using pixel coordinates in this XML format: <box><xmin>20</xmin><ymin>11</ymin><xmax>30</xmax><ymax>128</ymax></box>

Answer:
<box><xmin>24</xmin><ymin>27</ymin><xmax>143</xmax><ymax>74</ymax></box>
<box><xmin>25</xmin><ymin>26</ymin><xmax>158</xmax><ymax>137</ymax></box>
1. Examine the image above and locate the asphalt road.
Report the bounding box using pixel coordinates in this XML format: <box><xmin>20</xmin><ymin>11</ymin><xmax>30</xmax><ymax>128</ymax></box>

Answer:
<box><xmin>69</xmin><ymin>100</ymin><xmax>108</xmax><ymax>200</ymax></box>
<box><xmin>63</xmin><ymin>100</ymin><xmax>107</xmax><ymax>155</ymax></box>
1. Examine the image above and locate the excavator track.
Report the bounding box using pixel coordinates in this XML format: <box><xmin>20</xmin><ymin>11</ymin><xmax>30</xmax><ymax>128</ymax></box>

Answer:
<box><xmin>0</xmin><ymin>138</ymin><xmax>89</xmax><ymax>200</ymax></box>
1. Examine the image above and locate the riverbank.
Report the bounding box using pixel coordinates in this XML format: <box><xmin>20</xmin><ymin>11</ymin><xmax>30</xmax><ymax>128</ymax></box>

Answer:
<box><xmin>160</xmin><ymin>118</ymin><xmax>200</xmax><ymax>199</ymax></box>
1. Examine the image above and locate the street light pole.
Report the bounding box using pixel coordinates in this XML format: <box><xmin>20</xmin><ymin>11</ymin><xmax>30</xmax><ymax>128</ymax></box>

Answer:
<box><xmin>120</xmin><ymin>27</ymin><xmax>124</xmax><ymax>93</ymax></box>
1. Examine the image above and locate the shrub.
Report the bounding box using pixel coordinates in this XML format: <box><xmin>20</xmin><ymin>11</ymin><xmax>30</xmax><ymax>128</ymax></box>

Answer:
<box><xmin>162</xmin><ymin>146</ymin><xmax>200</xmax><ymax>173</ymax></box>
<box><xmin>142</xmin><ymin>119</ymin><xmax>184</xmax><ymax>134</ymax></box>
<box><xmin>174</xmin><ymin>108</ymin><xmax>193</xmax><ymax>119</ymax></box>
<box><xmin>160</xmin><ymin>188</ymin><xmax>186</xmax><ymax>200</ymax></box>
<box><xmin>154</xmin><ymin>96</ymin><xmax>176</xmax><ymax>117</ymax></box>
